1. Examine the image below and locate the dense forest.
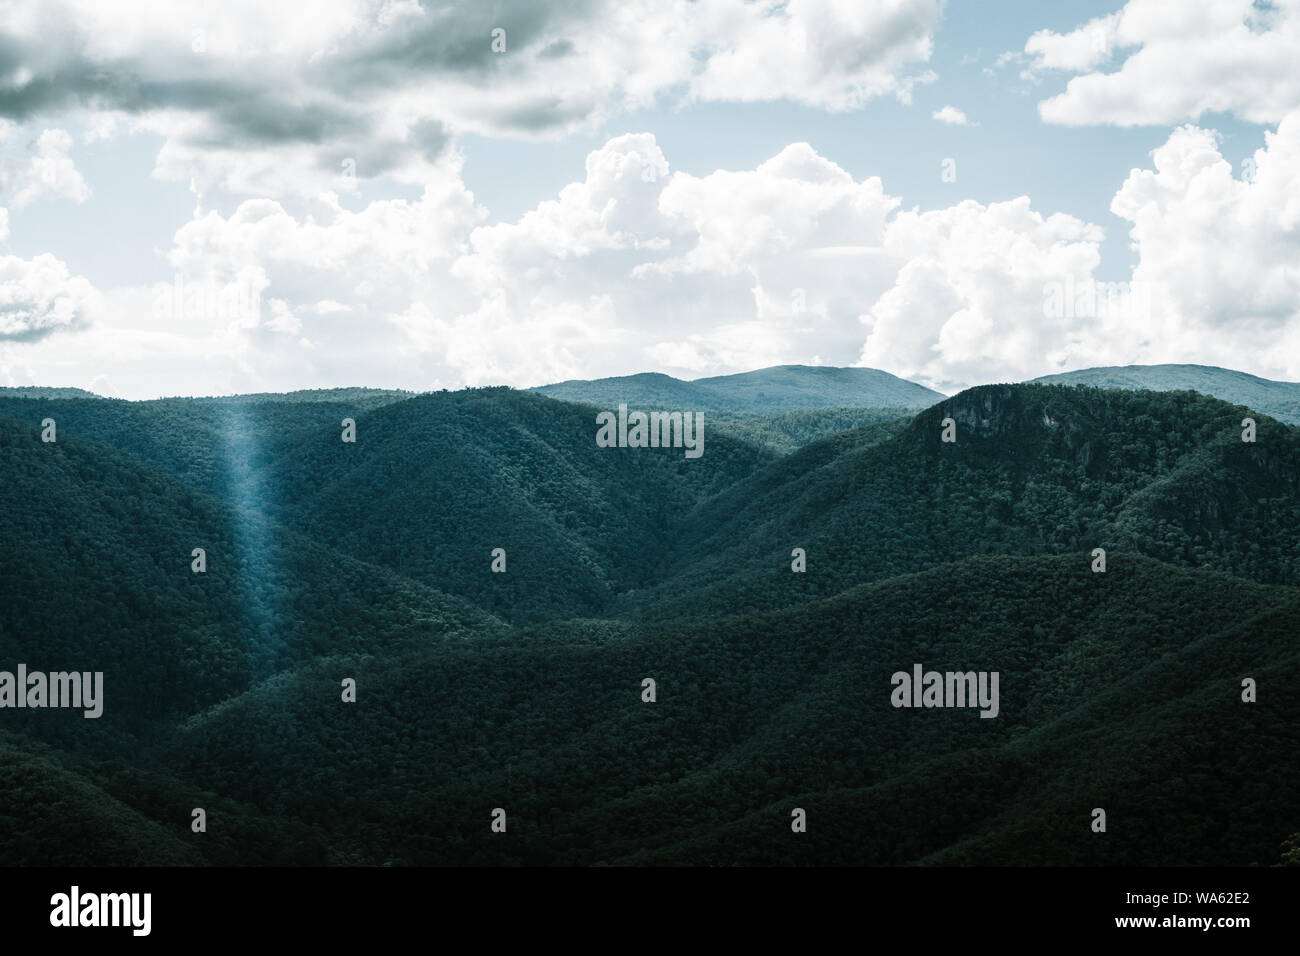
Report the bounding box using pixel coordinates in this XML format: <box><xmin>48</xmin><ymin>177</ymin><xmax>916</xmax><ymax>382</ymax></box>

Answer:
<box><xmin>0</xmin><ymin>366</ymin><xmax>1296</xmax><ymax>866</ymax></box>
<box><xmin>1032</xmin><ymin>364</ymin><xmax>1300</xmax><ymax>425</ymax></box>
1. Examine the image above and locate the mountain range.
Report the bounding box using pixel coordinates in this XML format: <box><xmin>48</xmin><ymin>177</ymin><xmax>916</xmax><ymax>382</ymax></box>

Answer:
<box><xmin>0</xmin><ymin>364</ymin><xmax>1297</xmax><ymax>865</ymax></box>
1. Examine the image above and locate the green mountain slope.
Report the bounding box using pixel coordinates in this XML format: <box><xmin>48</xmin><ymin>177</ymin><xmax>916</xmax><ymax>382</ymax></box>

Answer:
<box><xmin>1031</xmin><ymin>364</ymin><xmax>1300</xmax><ymax>424</ymax></box>
<box><xmin>0</xmin><ymin>412</ymin><xmax>502</xmax><ymax>753</ymax></box>
<box><xmin>619</xmin><ymin>383</ymin><xmax>1300</xmax><ymax>621</ymax></box>
<box><xmin>703</xmin><ymin>406</ymin><xmax>916</xmax><ymax>453</ymax></box>
<box><xmin>0</xmin><ymin>730</ymin><xmax>327</xmax><ymax>865</ymax></box>
<box><xmin>252</xmin><ymin>387</ymin><xmax>774</xmax><ymax>622</ymax></box>
<box><xmin>137</xmin><ymin>555</ymin><xmax>1300</xmax><ymax>866</ymax></box>
<box><xmin>1</xmin><ymin>377</ymin><xmax>1296</xmax><ymax>867</ymax></box>
<box><xmin>0</xmin><ymin>392</ymin><xmax>414</xmax><ymax>497</ymax></box>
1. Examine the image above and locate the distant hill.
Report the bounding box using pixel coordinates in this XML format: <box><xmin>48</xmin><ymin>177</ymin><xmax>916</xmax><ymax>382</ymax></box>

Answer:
<box><xmin>531</xmin><ymin>365</ymin><xmax>944</xmax><ymax>413</ymax></box>
<box><xmin>1031</xmin><ymin>364</ymin><xmax>1300</xmax><ymax>424</ymax></box>
<box><xmin>0</xmin><ymin>386</ymin><xmax>100</xmax><ymax>399</ymax></box>
<box><xmin>185</xmin><ymin>387</ymin><xmax>416</xmax><ymax>409</ymax></box>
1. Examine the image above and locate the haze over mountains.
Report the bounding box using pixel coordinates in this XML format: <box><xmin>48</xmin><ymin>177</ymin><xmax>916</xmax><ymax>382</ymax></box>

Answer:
<box><xmin>0</xmin><ymin>364</ymin><xmax>1297</xmax><ymax>865</ymax></box>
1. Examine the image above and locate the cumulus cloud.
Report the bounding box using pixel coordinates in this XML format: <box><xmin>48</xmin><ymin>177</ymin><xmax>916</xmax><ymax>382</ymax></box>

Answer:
<box><xmin>857</xmin><ymin>111</ymin><xmax>1300</xmax><ymax>387</ymax></box>
<box><xmin>857</xmin><ymin>197</ymin><xmax>1106</xmax><ymax>391</ymax></box>
<box><xmin>1024</xmin><ymin>12</ymin><xmax>1122</xmax><ymax>75</ymax></box>
<box><xmin>0</xmin><ymin>0</ymin><xmax>945</xmax><ymax>196</ymax></box>
<box><xmin>446</xmin><ymin>136</ymin><xmax>907</xmax><ymax>380</ymax></box>
<box><xmin>140</xmin><ymin>161</ymin><xmax>486</xmax><ymax>387</ymax></box>
<box><xmin>0</xmin><ymin>126</ymin><xmax>91</xmax><ymax>207</ymax></box>
<box><xmin>687</xmin><ymin>0</ymin><xmax>944</xmax><ymax>109</ymax></box>
<box><xmin>931</xmin><ymin>105</ymin><xmax>973</xmax><ymax>125</ymax></box>
<box><xmin>637</xmin><ymin>142</ymin><xmax>902</xmax><ymax>371</ymax></box>
<box><xmin>1107</xmin><ymin>112</ymin><xmax>1300</xmax><ymax>379</ymax></box>
<box><xmin>1026</xmin><ymin>0</ymin><xmax>1300</xmax><ymax>125</ymax></box>
<box><xmin>0</xmin><ymin>250</ymin><xmax>100</xmax><ymax>342</ymax></box>
<box><xmin>12</xmin><ymin>134</ymin><xmax>908</xmax><ymax>391</ymax></box>
<box><xmin>10</xmin><ymin>115</ymin><xmax>1300</xmax><ymax>396</ymax></box>
<box><xmin>167</xmin><ymin>171</ymin><xmax>481</xmax><ymax>296</ymax></box>
<box><xmin>133</xmin><ymin>132</ymin><xmax>1122</xmax><ymax>392</ymax></box>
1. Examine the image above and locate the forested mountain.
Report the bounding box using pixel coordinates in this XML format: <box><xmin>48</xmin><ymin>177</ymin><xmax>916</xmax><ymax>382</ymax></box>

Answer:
<box><xmin>1031</xmin><ymin>364</ymin><xmax>1300</xmax><ymax>424</ymax></box>
<box><xmin>0</xmin><ymin>374</ymin><xmax>1296</xmax><ymax>867</ymax></box>
<box><xmin>157</xmin><ymin>556</ymin><xmax>1291</xmax><ymax>866</ymax></box>
<box><xmin>2</xmin><ymin>556</ymin><xmax>1295</xmax><ymax>866</ymax></box>
<box><xmin>0</xmin><ymin>412</ymin><xmax>502</xmax><ymax>752</ymax></box>
<box><xmin>188</xmin><ymin>387</ymin><xmax>416</xmax><ymax>407</ymax></box>
<box><xmin>706</xmin><ymin>406</ymin><xmax>916</xmax><ymax>454</ymax></box>
<box><xmin>0</xmin><ymin>395</ymin><xmax>406</xmax><ymax>497</ymax></box>
<box><xmin>251</xmin><ymin>387</ymin><xmax>774</xmax><ymax>622</ymax></box>
<box><xmin>618</xmin><ymin>383</ymin><xmax>1300</xmax><ymax>621</ymax></box>
<box><xmin>532</xmin><ymin>364</ymin><xmax>943</xmax><ymax>412</ymax></box>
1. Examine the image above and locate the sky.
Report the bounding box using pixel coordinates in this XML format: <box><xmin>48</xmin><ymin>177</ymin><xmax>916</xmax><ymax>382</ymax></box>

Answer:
<box><xmin>0</xmin><ymin>0</ymin><xmax>1298</xmax><ymax>399</ymax></box>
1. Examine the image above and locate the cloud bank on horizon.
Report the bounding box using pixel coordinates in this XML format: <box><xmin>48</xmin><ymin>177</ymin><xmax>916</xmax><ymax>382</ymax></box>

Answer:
<box><xmin>0</xmin><ymin>0</ymin><xmax>1298</xmax><ymax>398</ymax></box>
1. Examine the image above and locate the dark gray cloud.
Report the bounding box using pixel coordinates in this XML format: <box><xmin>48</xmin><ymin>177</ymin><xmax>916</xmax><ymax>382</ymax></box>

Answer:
<box><xmin>0</xmin><ymin>0</ymin><xmax>946</xmax><ymax>194</ymax></box>
<box><xmin>537</xmin><ymin>38</ymin><xmax>575</xmax><ymax>60</ymax></box>
<box><xmin>0</xmin><ymin>0</ymin><xmax>602</xmax><ymax>156</ymax></box>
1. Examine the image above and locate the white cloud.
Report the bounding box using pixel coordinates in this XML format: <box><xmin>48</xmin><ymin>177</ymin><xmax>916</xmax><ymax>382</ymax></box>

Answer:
<box><xmin>453</xmin><ymin>136</ymin><xmax>906</xmax><ymax>381</ymax></box>
<box><xmin>1028</xmin><ymin>0</ymin><xmax>1300</xmax><ymax>126</ymax></box>
<box><xmin>0</xmin><ymin>0</ymin><xmax>945</xmax><ymax>197</ymax></box>
<box><xmin>688</xmin><ymin>0</ymin><xmax>944</xmax><ymax>110</ymax></box>
<box><xmin>0</xmin><ymin>127</ymin><xmax>92</xmax><ymax>207</ymax></box>
<box><xmin>932</xmin><ymin>105</ymin><xmax>973</xmax><ymax>126</ymax></box>
<box><xmin>165</xmin><ymin>159</ymin><xmax>483</xmax><ymax>316</ymax></box>
<box><xmin>1</xmin><ymin>133</ymin><xmax>909</xmax><ymax>391</ymax></box>
<box><xmin>857</xmin><ymin>197</ymin><xmax>1106</xmax><ymax>391</ymax></box>
<box><xmin>9</xmin><ymin>117</ymin><xmax>1300</xmax><ymax>397</ymax></box>
<box><xmin>1107</xmin><ymin>112</ymin><xmax>1300</xmax><ymax>379</ymax></box>
<box><xmin>1024</xmin><ymin>12</ymin><xmax>1122</xmax><ymax>75</ymax></box>
<box><xmin>857</xmin><ymin>111</ymin><xmax>1300</xmax><ymax>388</ymax></box>
<box><xmin>646</xmin><ymin>143</ymin><xmax>897</xmax><ymax>276</ymax></box>
<box><xmin>0</xmin><ymin>251</ymin><xmax>100</xmax><ymax>342</ymax></box>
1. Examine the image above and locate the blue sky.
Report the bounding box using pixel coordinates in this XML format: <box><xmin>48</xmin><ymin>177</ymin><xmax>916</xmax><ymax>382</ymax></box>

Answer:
<box><xmin>0</xmin><ymin>0</ymin><xmax>1297</xmax><ymax>397</ymax></box>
